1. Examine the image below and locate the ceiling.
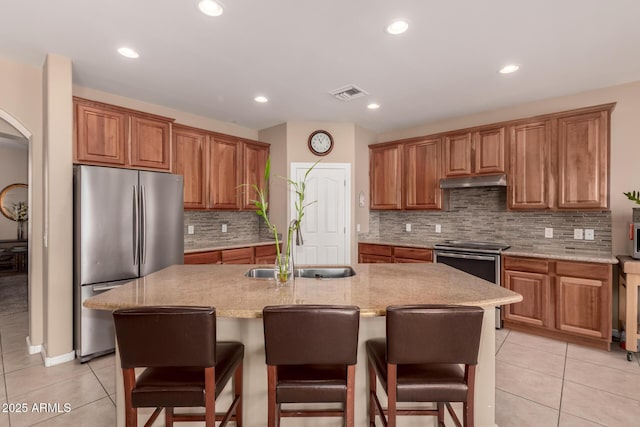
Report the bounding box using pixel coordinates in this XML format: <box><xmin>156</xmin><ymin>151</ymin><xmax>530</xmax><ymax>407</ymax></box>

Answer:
<box><xmin>1</xmin><ymin>0</ymin><xmax>639</xmax><ymax>133</ymax></box>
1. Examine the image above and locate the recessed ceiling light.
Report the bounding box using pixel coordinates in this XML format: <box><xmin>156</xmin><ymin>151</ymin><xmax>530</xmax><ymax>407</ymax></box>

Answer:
<box><xmin>499</xmin><ymin>64</ymin><xmax>520</xmax><ymax>74</ymax></box>
<box><xmin>199</xmin><ymin>0</ymin><xmax>224</xmax><ymax>17</ymax></box>
<box><xmin>367</xmin><ymin>103</ymin><xmax>380</xmax><ymax>110</ymax></box>
<box><xmin>254</xmin><ymin>96</ymin><xmax>268</xmax><ymax>103</ymax></box>
<box><xmin>386</xmin><ymin>20</ymin><xmax>409</xmax><ymax>35</ymax></box>
<box><xmin>117</xmin><ymin>47</ymin><xmax>139</xmax><ymax>59</ymax></box>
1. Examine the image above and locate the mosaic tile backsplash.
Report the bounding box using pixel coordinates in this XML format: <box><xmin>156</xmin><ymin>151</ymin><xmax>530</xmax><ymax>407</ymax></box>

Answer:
<box><xmin>362</xmin><ymin>187</ymin><xmax>612</xmax><ymax>255</ymax></box>
<box><xmin>184</xmin><ymin>211</ymin><xmax>260</xmax><ymax>249</ymax></box>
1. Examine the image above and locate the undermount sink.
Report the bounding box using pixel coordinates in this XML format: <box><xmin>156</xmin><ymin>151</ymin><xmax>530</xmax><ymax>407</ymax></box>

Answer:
<box><xmin>245</xmin><ymin>266</ymin><xmax>356</xmax><ymax>279</ymax></box>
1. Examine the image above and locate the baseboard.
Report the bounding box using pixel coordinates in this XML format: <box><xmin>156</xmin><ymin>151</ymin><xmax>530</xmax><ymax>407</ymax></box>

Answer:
<box><xmin>25</xmin><ymin>336</ymin><xmax>42</xmax><ymax>355</ymax></box>
<box><xmin>40</xmin><ymin>346</ymin><xmax>75</xmax><ymax>367</ymax></box>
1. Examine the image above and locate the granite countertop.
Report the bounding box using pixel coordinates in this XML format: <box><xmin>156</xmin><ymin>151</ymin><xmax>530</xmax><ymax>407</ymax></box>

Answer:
<box><xmin>184</xmin><ymin>239</ymin><xmax>278</xmax><ymax>254</ymax></box>
<box><xmin>358</xmin><ymin>239</ymin><xmax>617</xmax><ymax>264</ymax></box>
<box><xmin>84</xmin><ymin>263</ymin><xmax>522</xmax><ymax>317</ymax></box>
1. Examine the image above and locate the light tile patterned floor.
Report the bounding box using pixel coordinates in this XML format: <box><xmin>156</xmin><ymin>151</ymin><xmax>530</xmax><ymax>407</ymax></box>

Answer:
<box><xmin>1</xmin><ymin>312</ymin><xmax>639</xmax><ymax>426</ymax></box>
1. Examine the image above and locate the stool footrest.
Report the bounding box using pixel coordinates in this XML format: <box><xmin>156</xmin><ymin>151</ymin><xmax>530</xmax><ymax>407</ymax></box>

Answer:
<box><xmin>281</xmin><ymin>409</ymin><xmax>345</xmax><ymax>417</ymax></box>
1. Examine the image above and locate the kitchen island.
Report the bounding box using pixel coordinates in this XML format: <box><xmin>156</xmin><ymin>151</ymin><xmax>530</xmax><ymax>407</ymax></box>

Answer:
<box><xmin>85</xmin><ymin>263</ymin><xmax>522</xmax><ymax>427</ymax></box>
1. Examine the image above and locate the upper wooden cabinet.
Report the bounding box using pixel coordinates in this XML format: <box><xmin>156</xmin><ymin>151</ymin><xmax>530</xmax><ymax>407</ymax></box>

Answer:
<box><xmin>241</xmin><ymin>140</ymin><xmax>269</xmax><ymax>211</ymax></box>
<box><xmin>557</xmin><ymin>110</ymin><xmax>609</xmax><ymax>209</ymax></box>
<box><xmin>172</xmin><ymin>125</ymin><xmax>207</xmax><ymax>209</ymax></box>
<box><xmin>74</xmin><ymin>97</ymin><xmax>173</xmax><ymax>171</ymax></box>
<box><xmin>443</xmin><ymin>132</ymin><xmax>473</xmax><ymax>177</ymax></box>
<box><xmin>172</xmin><ymin>127</ymin><xmax>269</xmax><ymax>211</ymax></box>
<box><xmin>370</xmin><ymin>144</ymin><xmax>402</xmax><ymax>210</ymax></box>
<box><xmin>208</xmin><ymin>135</ymin><xmax>242</xmax><ymax>210</ymax></box>
<box><xmin>443</xmin><ymin>127</ymin><xmax>505</xmax><ymax>177</ymax></box>
<box><xmin>403</xmin><ymin>138</ymin><xmax>442</xmax><ymax>209</ymax></box>
<box><xmin>130</xmin><ymin>115</ymin><xmax>171</xmax><ymax>170</ymax></box>
<box><xmin>508</xmin><ymin>120</ymin><xmax>553</xmax><ymax>210</ymax></box>
<box><xmin>508</xmin><ymin>105</ymin><xmax>612</xmax><ymax>211</ymax></box>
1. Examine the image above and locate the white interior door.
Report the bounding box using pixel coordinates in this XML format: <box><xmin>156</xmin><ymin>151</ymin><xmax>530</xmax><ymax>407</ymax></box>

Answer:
<box><xmin>290</xmin><ymin>163</ymin><xmax>350</xmax><ymax>265</ymax></box>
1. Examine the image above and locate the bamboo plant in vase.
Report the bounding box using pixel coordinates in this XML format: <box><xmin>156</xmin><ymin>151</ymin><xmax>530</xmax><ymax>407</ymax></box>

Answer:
<box><xmin>248</xmin><ymin>158</ymin><xmax>317</xmax><ymax>285</ymax></box>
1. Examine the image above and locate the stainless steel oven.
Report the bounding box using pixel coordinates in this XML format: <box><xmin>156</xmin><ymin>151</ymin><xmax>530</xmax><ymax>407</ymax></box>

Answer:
<box><xmin>434</xmin><ymin>241</ymin><xmax>510</xmax><ymax>328</ymax></box>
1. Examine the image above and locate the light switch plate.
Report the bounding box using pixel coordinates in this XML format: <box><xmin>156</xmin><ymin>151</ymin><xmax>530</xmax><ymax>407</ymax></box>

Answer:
<box><xmin>187</xmin><ymin>225</ymin><xmax>194</xmax><ymax>235</ymax></box>
<box><xmin>356</xmin><ymin>224</ymin><xmax>361</xmax><ymax>232</ymax></box>
<box><xmin>222</xmin><ymin>223</ymin><xmax>228</xmax><ymax>233</ymax></box>
<box><xmin>544</xmin><ymin>227</ymin><xmax>553</xmax><ymax>238</ymax></box>
<box><xmin>585</xmin><ymin>229</ymin><xmax>595</xmax><ymax>240</ymax></box>
<box><xmin>405</xmin><ymin>224</ymin><xmax>412</xmax><ymax>232</ymax></box>
<box><xmin>573</xmin><ymin>228</ymin><xmax>583</xmax><ymax>239</ymax></box>
<box><xmin>435</xmin><ymin>224</ymin><xmax>442</xmax><ymax>233</ymax></box>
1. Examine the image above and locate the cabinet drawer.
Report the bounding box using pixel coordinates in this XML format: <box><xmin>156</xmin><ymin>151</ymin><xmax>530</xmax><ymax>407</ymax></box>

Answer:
<box><xmin>184</xmin><ymin>251</ymin><xmax>221</xmax><ymax>265</ymax></box>
<box><xmin>222</xmin><ymin>247</ymin><xmax>254</xmax><ymax>263</ymax></box>
<box><xmin>359</xmin><ymin>243</ymin><xmax>392</xmax><ymax>257</ymax></box>
<box><xmin>556</xmin><ymin>261</ymin><xmax>610</xmax><ymax>281</ymax></box>
<box><xmin>359</xmin><ymin>254</ymin><xmax>392</xmax><ymax>263</ymax></box>
<box><xmin>503</xmin><ymin>256</ymin><xmax>550</xmax><ymax>274</ymax></box>
<box><xmin>394</xmin><ymin>247</ymin><xmax>432</xmax><ymax>262</ymax></box>
<box><xmin>255</xmin><ymin>244</ymin><xmax>278</xmax><ymax>258</ymax></box>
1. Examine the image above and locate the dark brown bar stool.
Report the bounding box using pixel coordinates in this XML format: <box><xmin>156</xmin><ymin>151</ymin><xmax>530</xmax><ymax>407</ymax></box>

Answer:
<box><xmin>262</xmin><ymin>305</ymin><xmax>360</xmax><ymax>427</ymax></box>
<box><xmin>113</xmin><ymin>306</ymin><xmax>244</xmax><ymax>427</ymax></box>
<box><xmin>366</xmin><ymin>305</ymin><xmax>484</xmax><ymax>427</ymax></box>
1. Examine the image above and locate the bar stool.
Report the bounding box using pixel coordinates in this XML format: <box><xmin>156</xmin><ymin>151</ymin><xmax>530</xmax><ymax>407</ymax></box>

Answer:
<box><xmin>113</xmin><ymin>306</ymin><xmax>244</xmax><ymax>427</ymax></box>
<box><xmin>366</xmin><ymin>305</ymin><xmax>484</xmax><ymax>427</ymax></box>
<box><xmin>262</xmin><ymin>305</ymin><xmax>360</xmax><ymax>427</ymax></box>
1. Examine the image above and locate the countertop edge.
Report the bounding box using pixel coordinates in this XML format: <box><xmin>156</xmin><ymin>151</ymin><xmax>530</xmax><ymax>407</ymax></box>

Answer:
<box><xmin>358</xmin><ymin>240</ymin><xmax>617</xmax><ymax>264</ymax></box>
<box><xmin>185</xmin><ymin>240</ymin><xmax>277</xmax><ymax>253</ymax></box>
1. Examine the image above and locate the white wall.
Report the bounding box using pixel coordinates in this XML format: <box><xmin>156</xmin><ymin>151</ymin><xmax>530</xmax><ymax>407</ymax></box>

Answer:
<box><xmin>0</xmin><ymin>144</ymin><xmax>28</xmax><ymax>239</ymax></box>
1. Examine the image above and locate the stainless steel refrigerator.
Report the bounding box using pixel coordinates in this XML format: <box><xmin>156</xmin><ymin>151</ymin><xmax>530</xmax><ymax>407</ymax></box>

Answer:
<box><xmin>74</xmin><ymin>165</ymin><xmax>184</xmax><ymax>362</ymax></box>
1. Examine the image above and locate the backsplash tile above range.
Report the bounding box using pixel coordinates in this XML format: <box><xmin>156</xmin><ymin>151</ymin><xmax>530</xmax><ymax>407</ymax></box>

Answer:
<box><xmin>184</xmin><ymin>211</ymin><xmax>259</xmax><ymax>249</ymax></box>
<box><xmin>363</xmin><ymin>187</ymin><xmax>611</xmax><ymax>256</ymax></box>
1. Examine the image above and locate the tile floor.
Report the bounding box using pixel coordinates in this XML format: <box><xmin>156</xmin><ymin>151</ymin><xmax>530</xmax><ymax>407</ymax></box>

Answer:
<box><xmin>1</xmin><ymin>311</ymin><xmax>639</xmax><ymax>426</ymax></box>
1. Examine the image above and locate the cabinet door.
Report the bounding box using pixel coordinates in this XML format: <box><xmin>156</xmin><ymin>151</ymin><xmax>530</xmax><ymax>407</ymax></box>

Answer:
<box><xmin>508</xmin><ymin>121</ymin><xmax>552</xmax><ymax>209</ymax></box>
<box><xmin>474</xmin><ymin>127</ymin><xmax>505</xmax><ymax>174</ymax></box>
<box><xmin>556</xmin><ymin>274</ymin><xmax>610</xmax><ymax>339</ymax></box>
<box><xmin>75</xmin><ymin>101</ymin><xmax>128</xmax><ymax>166</ymax></box>
<box><xmin>241</xmin><ymin>140</ymin><xmax>269</xmax><ymax>210</ymax></box>
<box><xmin>558</xmin><ymin>261</ymin><xmax>612</xmax><ymax>346</ymax></box>
<box><xmin>403</xmin><ymin>138</ymin><xmax>442</xmax><ymax>209</ymax></box>
<box><xmin>209</xmin><ymin>135</ymin><xmax>241</xmax><ymax>209</ymax></box>
<box><xmin>172</xmin><ymin>126</ymin><xmax>207</xmax><ymax>209</ymax></box>
<box><xmin>255</xmin><ymin>244</ymin><xmax>279</xmax><ymax>264</ymax></box>
<box><xmin>221</xmin><ymin>247</ymin><xmax>254</xmax><ymax>264</ymax></box>
<box><xmin>359</xmin><ymin>254</ymin><xmax>392</xmax><ymax>263</ymax></box>
<box><xmin>557</xmin><ymin>111</ymin><xmax>608</xmax><ymax>209</ymax></box>
<box><xmin>503</xmin><ymin>270</ymin><xmax>552</xmax><ymax>328</ymax></box>
<box><xmin>184</xmin><ymin>251</ymin><xmax>221</xmax><ymax>264</ymax></box>
<box><xmin>130</xmin><ymin>115</ymin><xmax>171</xmax><ymax>170</ymax></box>
<box><xmin>370</xmin><ymin>144</ymin><xmax>402</xmax><ymax>209</ymax></box>
<box><xmin>443</xmin><ymin>132</ymin><xmax>472</xmax><ymax>177</ymax></box>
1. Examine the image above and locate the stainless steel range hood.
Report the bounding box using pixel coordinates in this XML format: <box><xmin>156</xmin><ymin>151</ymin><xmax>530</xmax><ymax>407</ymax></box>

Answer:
<box><xmin>439</xmin><ymin>174</ymin><xmax>507</xmax><ymax>189</ymax></box>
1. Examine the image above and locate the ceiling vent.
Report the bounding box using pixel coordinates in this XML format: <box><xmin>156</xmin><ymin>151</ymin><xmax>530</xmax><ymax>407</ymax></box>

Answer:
<box><xmin>329</xmin><ymin>84</ymin><xmax>369</xmax><ymax>101</ymax></box>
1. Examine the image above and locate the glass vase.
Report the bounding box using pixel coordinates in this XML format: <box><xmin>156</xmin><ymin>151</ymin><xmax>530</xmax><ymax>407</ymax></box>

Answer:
<box><xmin>17</xmin><ymin>221</ymin><xmax>24</xmax><ymax>240</ymax></box>
<box><xmin>274</xmin><ymin>254</ymin><xmax>293</xmax><ymax>286</ymax></box>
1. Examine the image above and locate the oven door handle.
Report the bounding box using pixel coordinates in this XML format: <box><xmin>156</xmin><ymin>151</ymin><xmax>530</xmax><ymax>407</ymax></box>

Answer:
<box><xmin>436</xmin><ymin>252</ymin><xmax>496</xmax><ymax>262</ymax></box>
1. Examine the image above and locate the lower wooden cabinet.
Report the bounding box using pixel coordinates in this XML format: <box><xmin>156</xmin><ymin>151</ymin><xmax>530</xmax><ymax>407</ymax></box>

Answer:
<box><xmin>502</xmin><ymin>255</ymin><xmax>612</xmax><ymax>350</ymax></box>
<box><xmin>184</xmin><ymin>244</ymin><xmax>280</xmax><ymax>265</ymax></box>
<box><xmin>358</xmin><ymin>243</ymin><xmax>432</xmax><ymax>264</ymax></box>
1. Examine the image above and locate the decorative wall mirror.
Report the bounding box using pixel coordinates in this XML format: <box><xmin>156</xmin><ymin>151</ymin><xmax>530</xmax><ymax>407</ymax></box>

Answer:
<box><xmin>0</xmin><ymin>183</ymin><xmax>28</xmax><ymax>221</ymax></box>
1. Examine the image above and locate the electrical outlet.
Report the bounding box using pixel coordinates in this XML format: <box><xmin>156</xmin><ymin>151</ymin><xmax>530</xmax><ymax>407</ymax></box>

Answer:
<box><xmin>544</xmin><ymin>227</ymin><xmax>553</xmax><ymax>238</ymax></box>
<box><xmin>356</xmin><ymin>224</ymin><xmax>361</xmax><ymax>232</ymax></box>
<box><xmin>585</xmin><ymin>229</ymin><xmax>595</xmax><ymax>240</ymax></box>
<box><xmin>573</xmin><ymin>228</ymin><xmax>583</xmax><ymax>240</ymax></box>
<box><xmin>405</xmin><ymin>223</ymin><xmax>412</xmax><ymax>232</ymax></box>
<box><xmin>435</xmin><ymin>224</ymin><xmax>442</xmax><ymax>233</ymax></box>
<box><xmin>187</xmin><ymin>225</ymin><xmax>194</xmax><ymax>235</ymax></box>
<box><xmin>222</xmin><ymin>223</ymin><xmax>228</xmax><ymax>233</ymax></box>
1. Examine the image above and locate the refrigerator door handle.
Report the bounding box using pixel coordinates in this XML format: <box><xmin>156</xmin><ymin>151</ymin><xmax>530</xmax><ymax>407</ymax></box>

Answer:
<box><xmin>141</xmin><ymin>184</ymin><xmax>146</xmax><ymax>265</ymax></box>
<box><xmin>92</xmin><ymin>283</ymin><xmax>123</xmax><ymax>292</ymax></box>
<box><xmin>133</xmin><ymin>185</ymin><xmax>139</xmax><ymax>265</ymax></box>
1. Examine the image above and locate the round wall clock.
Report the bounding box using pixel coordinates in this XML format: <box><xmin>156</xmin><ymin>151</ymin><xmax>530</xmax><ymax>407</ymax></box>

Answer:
<box><xmin>308</xmin><ymin>130</ymin><xmax>334</xmax><ymax>156</ymax></box>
